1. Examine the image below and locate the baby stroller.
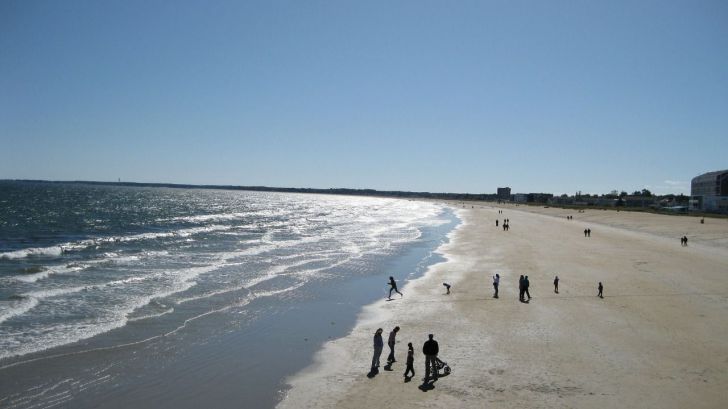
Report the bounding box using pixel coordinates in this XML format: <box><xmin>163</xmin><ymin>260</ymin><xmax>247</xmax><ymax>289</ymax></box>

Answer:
<box><xmin>434</xmin><ymin>357</ymin><xmax>451</xmax><ymax>376</ymax></box>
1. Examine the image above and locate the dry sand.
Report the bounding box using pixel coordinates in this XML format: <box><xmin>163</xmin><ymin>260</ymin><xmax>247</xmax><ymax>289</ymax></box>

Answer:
<box><xmin>278</xmin><ymin>205</ymin><xmax>728</xmax><ymax>409</ymax></box>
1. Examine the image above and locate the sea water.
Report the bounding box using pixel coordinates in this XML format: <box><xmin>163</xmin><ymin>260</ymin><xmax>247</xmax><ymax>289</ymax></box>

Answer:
<box><xmin>0</xmin><ymin>181</ymin><xmax>457</xmax><ymax>408</ymax></box>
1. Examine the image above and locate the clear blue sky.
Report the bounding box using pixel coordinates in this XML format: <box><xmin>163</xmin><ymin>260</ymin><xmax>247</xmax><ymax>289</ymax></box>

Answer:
<box><xmin>2</xmin><ymin>0</ymin><xmax>727</xmax><ymax>195</ymax></box>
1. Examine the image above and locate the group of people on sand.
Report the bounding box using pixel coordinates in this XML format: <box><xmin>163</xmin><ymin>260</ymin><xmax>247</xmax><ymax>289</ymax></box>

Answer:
<box><xmin>583</xmin><ymin>228</ymin><xmax>592</xmax><ymax>237</ymax></box>
<box><xmin>502</xmin><ymin>219</ymin><xmax>510</xmax><ymax>231</ymax></box>
<box><xmin>370</xmin><ymin>327</ymin><xmax>443</xmax><ymax>384</ymax></box>
<box><xmin>518</xmin><ymin>275</ymin><xmax>531</xmax><ymax>302</ymax></box>
<box><xmin>371</xmin><ymin>276</ymin><xmax>446</xmax><ymax>385</ymax></box>
<box><xmin>680</xmin><ymin>236</ymin><xmax>689</xmax><ymax>246</ymax></box>
<box><xmin>491</xmin><ymin>273</ymin><xmax>604</xmax><ymax>299</ymax></box>
<box><xmin>566</xmin><ymin>215</ymin><xmax>573</xmax><ymax>220</ymax></box>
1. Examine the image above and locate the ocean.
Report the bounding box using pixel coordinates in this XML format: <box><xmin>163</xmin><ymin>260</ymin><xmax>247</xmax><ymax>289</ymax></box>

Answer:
<box><xmin>0</xmin><ymin>181</ymin><xmax>457</xmax><ymax>408</ymax></box>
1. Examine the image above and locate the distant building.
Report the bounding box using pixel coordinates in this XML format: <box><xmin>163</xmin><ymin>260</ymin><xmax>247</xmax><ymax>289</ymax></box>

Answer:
<box><xmin>690</xmin><ymin>169</ymin><xmax>728</xmax><ymax>212</ymax></box>
<box><xmin>526</xmin><ymin>193</ymin><xmax>554</xmax><ymax>203</ymax></box>
<box><xmin>513</xmin><ymin>193</ymin><xmax>527</xmax><ymax>203</ymax></box>
<box><xmin>497</xmin><ymin>187</ymin><xmax>511</xmax><ymax>200</ymax></box>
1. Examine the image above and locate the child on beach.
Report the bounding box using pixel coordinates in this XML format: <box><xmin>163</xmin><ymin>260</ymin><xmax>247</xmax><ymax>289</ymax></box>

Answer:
<box><xmin>404</xmin><ymin>343</ymin><xmax>415</xmax><ymax>381</ymax></box>
<box><xmin>387</xmin><ymin>326</ymin><xmax>400</xmax><ymax>364</ymax></box>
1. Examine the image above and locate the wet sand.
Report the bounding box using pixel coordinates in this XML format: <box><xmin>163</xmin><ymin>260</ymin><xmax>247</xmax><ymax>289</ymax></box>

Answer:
<box><xmin>278</xmin><ymin>205</ymin><xmax>728</xmax><ymax>408</ymax></box>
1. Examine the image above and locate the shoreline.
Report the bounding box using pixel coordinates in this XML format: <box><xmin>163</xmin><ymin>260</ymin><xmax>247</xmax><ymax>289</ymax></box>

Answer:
<box><xmin>277</xmin><ymin>204</ymin><xmax>728</xmax><ymax>408</ymax></box>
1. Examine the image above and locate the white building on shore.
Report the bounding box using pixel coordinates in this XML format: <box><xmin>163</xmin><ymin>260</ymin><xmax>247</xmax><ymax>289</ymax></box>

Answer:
<box><xmin>690</xmin><ymin>169</ymin><xmax>728</xmax><ymax>213</ymax></box>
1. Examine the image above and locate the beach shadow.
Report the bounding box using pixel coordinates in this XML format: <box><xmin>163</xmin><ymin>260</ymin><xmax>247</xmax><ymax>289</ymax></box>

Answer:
<box><xmin>419</xmin><ymin>380</ymin><xmax>436</xmax><ymax>391</ymax></box>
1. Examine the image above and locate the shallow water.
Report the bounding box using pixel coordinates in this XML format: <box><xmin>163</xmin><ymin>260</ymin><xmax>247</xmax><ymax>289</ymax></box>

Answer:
<box><xmin>0</xmin><ymin>181</ymin><xmax>457</xmax><ymax>408</ymax></box>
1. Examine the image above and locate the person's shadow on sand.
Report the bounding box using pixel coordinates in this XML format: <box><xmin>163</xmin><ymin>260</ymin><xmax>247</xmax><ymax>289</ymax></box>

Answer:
<box><xmin>418</xmin><ymin>380</ymin><xmax>436</xmax><ymax>391</ymax></box>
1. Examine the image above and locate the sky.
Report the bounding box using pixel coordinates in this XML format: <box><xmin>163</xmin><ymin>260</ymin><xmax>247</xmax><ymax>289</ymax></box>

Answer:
<box><xmin>1</xmin><ymin>0</ymin><xmax>727</xmax><ymax>195</ymax></box>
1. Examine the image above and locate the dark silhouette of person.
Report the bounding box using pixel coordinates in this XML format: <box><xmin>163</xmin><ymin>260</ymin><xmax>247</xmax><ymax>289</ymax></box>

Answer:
<box><xmin>404</xmin><ymin>342</ymin><xmax>415</xmax><ymax>380</ymax></box>
<box><xmin>598</xmin><ymin>282</ymin><xmax>603</xmax><ymax>298</ymax></box>
<box><xmin>584</xmin><ymin>229</ymin><xmax>588</xmax><ymax>237</ymax></box>
<box><xmin>493</xmin><ymin>273</ymin><xmax>499</xmax><ymax>298</ymax></box>
<box><xmin>587</xmin><ymin>228</ymin><xmax>591</xmax><ymax>237</ymax></box>
<box><xmin>518</xmin><ymin>275</ymin><xmax>525</xmax><ymax>302</ymax></box>
<box><xmin>554</xmin><ymin>275</ymin><xmax>559</xmax><ymax>293</ymax></box>
<box><xmin>496</xmin><ymin>219</ymin><xmax>499</xmax><ymax>227</ymax></box>
<box><xmin>443</xmin><ymin>283</ymin><xmax>451</xmax><ymax>294</ymax></box>
<box><xmin>387</xmin><ymin>326</ymin><xmax>400</xmax><ymax>364</ymax></box>
<box><xmin>388</xmin><ymin>276</ymin><xmax>403</xmax><ymax>299</ymax></box>
<box><xmin>524</xmin><ymin>275</ymin><xmax>531</xmax><ymax>301</ymax></box>
<box><xmin>503</xmin><ymin>223</ymin><xmax>507</xmax><ymax>231</ymax></box>
<box><xmin>422</xmin><ymin>334</ymin><xmax>439</xmax><ymax>382</ymax></box>
<box><xmin>371</xmin><ymin>328</ymin><xmax>384</xmax><ymax>372</ymax></box>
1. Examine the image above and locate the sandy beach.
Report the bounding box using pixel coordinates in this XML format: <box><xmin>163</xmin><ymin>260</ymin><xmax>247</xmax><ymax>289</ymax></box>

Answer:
<box><xmin>278</xmin><ymin>205</ymin><xmax>728</xmax><ymax>409</ymax></box>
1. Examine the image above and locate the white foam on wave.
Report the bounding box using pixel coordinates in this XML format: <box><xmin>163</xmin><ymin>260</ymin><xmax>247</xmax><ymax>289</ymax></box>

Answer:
<box><xmin>0</xmin><ymin>246</ymin><xmax>63</xmax><ymax>260</ymax></box>
<box><xmin>127</xmin><ymin>307</ymin><xmax>175</xmax><ymax>322</ymax></box>
<box><xmin>0</xmin><ymin>296</ymin><xmax>40</xmax><ymax>325</ymax></box>
<box><xmin>0</xmin><ymin>224</ymin><xmax>237</xmax><ymax>261</ymax></box>
<box><xmin>11</xmin><ymin>265</ymin><xmax>85</xmax><ymax>283</ymax></box>
<box><xmin>0</xmin><ymin>262</ymin><xmax>223</xmax><ymax>359</ymax></box>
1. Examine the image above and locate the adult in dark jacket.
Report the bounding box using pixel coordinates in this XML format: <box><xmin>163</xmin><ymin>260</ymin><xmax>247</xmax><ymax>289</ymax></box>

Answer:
<box><xmin>524</xmin><ymin>275</ymin><xmax>531</xmax><ymax>301</ymax></box>
<box><xmin>422</xmin><ymin>334</ymin><xmax>439</xmax><ymax>381</ymax></box>
<box><xmin>371</xmin><ymin>328</ymin><xmax>384</xmax><ymax>372</ymax></box>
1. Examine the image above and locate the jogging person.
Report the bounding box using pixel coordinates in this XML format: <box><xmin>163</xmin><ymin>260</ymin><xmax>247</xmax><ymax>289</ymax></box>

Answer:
<box><xmin>388</xmin><ymin>276</ymin><xmax>403</xmax><ymax>299</ymax></box>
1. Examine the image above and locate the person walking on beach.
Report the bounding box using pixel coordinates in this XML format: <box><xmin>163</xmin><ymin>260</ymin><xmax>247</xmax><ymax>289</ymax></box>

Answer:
<box><xmin>404</xmin><ymin>342</ymin><xmax>415</xmax><ymax>381</ymax></box>
<box><xmin>518</xmin><ymin>275</ymin><xmax>525</xmax><ymax>302</ymax></box>
<box><xmin>496</xmin><ymin>219</ymin><xmax>499</xmax><ymax>227</ymax></box>
<box><xmin>584</xmin><ymin>229</ymin><xmax>588</xmax><ymax>237</ymax></box>
<box><xmin>422</xmin><ymin>334</ymin><xmax>439</xmax><ymax>382</ymax></box>
<box><xmin>443</xmin><ymin>283</ymin><xmax>451</xmax><ymax>294</ymax></box>
<box><xmin>587</xmin><ymin>228</ymin><xmax>591</xmax><ymax>237</ymax></box>
<box><xmin>524</xmin><ymin>275</ymin><xmax>531</xmax><ymax>301</ymax></box>
<box><xmin>554</xmin><ymin>275</ymin><xmax>559</xmax><ymax>293</ymax></box>
<box><xmin>598</xmin><ymin>282</ymin><xmax>604</xmax><ymax>298</ymax></box>
<box><xmin>371</xmin><ymin>328</ymin><xmax>384</xmax><ymax>372</ymax></box>
<box><xmin>387</xmin><ymin>326</ymin><xmax>400</xmax><ymax>364</ymax></box>
<box><xmin>388</xmin><ymin>276</ymin><xmax>403</xmax><ymax>300</ymax></box>
<box><xmin>493</xmin><ymin>273</ymin><xmax>500</xmax><ymax>298</ymax></box>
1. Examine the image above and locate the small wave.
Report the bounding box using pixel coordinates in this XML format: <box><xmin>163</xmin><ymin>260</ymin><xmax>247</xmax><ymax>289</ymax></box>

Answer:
<box><xmin>127</xmin><ymin>307</ymin><xmax>175</xmax><ymax>322</ymax></box>
<box><xmin>0</xmin><ymin>225</ymin><xmax>234</xmax><ymax>260</ymax></box>
<box><xmin>0</xmin><ymin>296</ymin><xmax>40</xmax><ymax>325</ymax></box>
<box><xmin>12</xmin><ymin>265</ymin><xmax>84</xmax><ymax>283</ymax></box>
<box><xmin>0</xmin><ymin>246</ymin><xmax>63</xmax><ymax>260</ymax></box>
<box><xmin>157</xmin><ymin>212</ymin><xmax>249</xmax><ymax>224</ymax></box>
